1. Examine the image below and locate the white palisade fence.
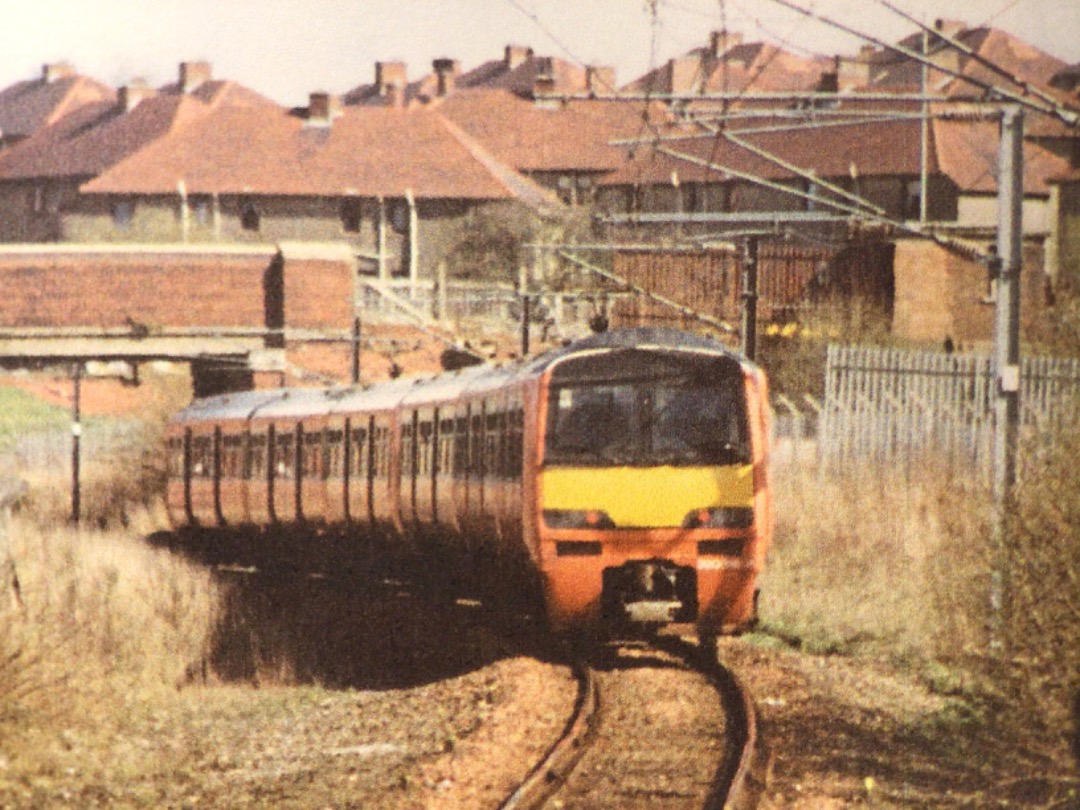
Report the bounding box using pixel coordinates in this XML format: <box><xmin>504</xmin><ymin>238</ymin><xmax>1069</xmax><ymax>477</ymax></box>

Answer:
<box><xmin>817</xmin><ymin>345</ymin><xmax>1080</xmax><ymax>477</ymax></box>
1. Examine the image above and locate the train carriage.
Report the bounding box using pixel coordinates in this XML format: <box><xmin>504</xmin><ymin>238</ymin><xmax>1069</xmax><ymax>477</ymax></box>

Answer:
<box><xmin>166</xmin><ymin>328</ymin><xmax>772</xmax><ymax>644</ymax></box>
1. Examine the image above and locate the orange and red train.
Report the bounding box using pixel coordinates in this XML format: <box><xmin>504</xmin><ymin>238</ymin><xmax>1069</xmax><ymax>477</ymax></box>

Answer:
<box><xmin>166</xmin><ymin>328</ymin><xmax>773</xmax><ymax>645</ymax></box>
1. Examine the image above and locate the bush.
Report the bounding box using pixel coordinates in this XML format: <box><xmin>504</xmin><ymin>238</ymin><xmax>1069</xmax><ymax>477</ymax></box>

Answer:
<box><xmin>1004</xmin><ymin>412</ymin><xmax>1080</xmax><ymax>745</ymax></box>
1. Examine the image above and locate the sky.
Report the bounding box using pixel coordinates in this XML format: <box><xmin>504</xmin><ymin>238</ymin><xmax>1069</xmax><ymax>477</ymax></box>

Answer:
<box><xmin>3</xmin><ymin>0</ymin><xmax>1079</xmax><ymax>107</ymax></box>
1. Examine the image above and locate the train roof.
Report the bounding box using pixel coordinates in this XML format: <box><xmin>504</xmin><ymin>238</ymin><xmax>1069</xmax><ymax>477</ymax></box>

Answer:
<box><xmin>526</xmin><ymin>327</ymin><xmax>744</xmax><ymax>374</ymax></box>
<box><xmin>169</xmin><ymin>328</ymin><xmax>753</xmax><ymax>425</ymax></box>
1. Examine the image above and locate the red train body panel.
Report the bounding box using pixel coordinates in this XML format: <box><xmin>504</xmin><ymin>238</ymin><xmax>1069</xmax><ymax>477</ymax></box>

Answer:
<box><xmin>166</xmin><ymin>329</ymin><xmax>773</xmax><ymax>642</ymax></box>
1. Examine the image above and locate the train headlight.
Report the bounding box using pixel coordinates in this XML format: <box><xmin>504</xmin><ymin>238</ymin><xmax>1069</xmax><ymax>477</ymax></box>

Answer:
<box><xmin>543</xmin><ymin>509</ymin><xmax>616</xmax><ymax>530</ymax></box>
<box><xmin>681</xmin><ymin>506</ymin><xmax>754</xmax><ymax>529</ymax></box>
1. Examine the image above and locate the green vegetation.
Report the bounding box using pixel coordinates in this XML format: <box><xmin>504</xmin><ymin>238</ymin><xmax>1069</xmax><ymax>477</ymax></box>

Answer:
<box><xmin>0</xmin><ymin>387</ymin><xmax>70</xmax><ymax>451</ymax></box>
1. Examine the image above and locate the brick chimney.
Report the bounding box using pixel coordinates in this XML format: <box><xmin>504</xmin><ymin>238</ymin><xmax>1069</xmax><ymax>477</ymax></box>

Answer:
<box><xmin>433</xmin><ymin>58</ymin><xmax>459</xmax><ymax>97</ymax></box>
<box><xmin>838</xmin><ymin>44</ymin><xmax>877</xmax><ymax>89</ymax></box>
<box><xmin>179</xmin><ymin>61</ymin><xmax>212</xmax><ymax>93</ymax></box>
<box><xmin>504</xmin><ymin>44</ymin><xmax>533</xmax><ymax>70</ymax></box>
<box><xmin>385</xmin><ymin>82</ymin><xmax>405</xmax><ymax>108</ymax></box>
<box><xmin>375</xmin><ymin>61</ymin><xmax>408</xmax><ymax>97</ymax></box>
<box><xmin>585</xmin><ymin>65</ymin><xmax>616</xmax><ymax>95</ymax></box>
<box><xmin>709</xmin><ymin>29</ymin><xmax>744</xmax><ymax>58</ymax></box>
<box><xmin>41</xmin><ymin>62</ymin><xmax>75</xmax><ymax>83</ymax></box>
<box><xmin>666</xmin><ymin>55</ymin><xmax>701</xmax><ymax>94</ymax></box>
<box><xmin>118</xmin><ymin>79</ymin><xmax>156</xmax><ymax>112</ymax></box>
<box><xmin>533</xmin><ymin>56</ymin><xmax>556</xmax><ymax>97</ymax></box>
<box><xmin>307</xmin><ymin>91</ymin><xmax>341</xmax><ymax>124</ymax></box>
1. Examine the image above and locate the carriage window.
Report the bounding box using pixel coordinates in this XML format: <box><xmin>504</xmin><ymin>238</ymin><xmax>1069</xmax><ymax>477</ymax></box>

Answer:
<box><xmin>324</xmin><ymin>429</ymin><xmax>344</xmax><ymax>479</ymax></box>
<box><xmin>418</xmin><ymin>420</ymin><xmax>434</xmax><ymax>476</ymax></box>
<box><xmin>352</xmin><ymin>427</ymin><xmax>368</xmax><ymax>477</ymax></box>
<box><xmin>249</xmin><ymin>434</ymin><xmax>266</xmax><ymax>479</ymax></box>
<box><xmin>372</xmin><ymin>425</ymin><xmax>390</xmax><ymax>478</ymax></box>
<box><xmin>222</xmin><ymin>434</ymin><xmax>245</xmax><ymax>479</ymax></box>
<box><xmin>191</xmin><ymin>435</ymin><xmax>213</xmax><ymax>478</ymax></box>
<box><xmin>453</xmin><ymin>414</ymin><xmax>469</xmax><ymax>476</ymax></box>
<box><xmin>485</xmin><ymin>411</ymin><xmax>501</xmax><ymax>479</ymax></box>
<box><xmin>401</xmin><ymin>418</ymin><xmax>415</xmax><ymax>478</ymax></box>
<box><xmin>276</xmin><ymin>433</ymin><xmax>294</xmax><ymax>479</ymax></box>
<box><xmin>470</xmin><ymin>412</ymin><xmax>485</xmax><ymax>475</ymax></box>
<box><xmin>302</xmin><ymin>431</ymin><xmax>322</xmax><ymax>479</ymax></box>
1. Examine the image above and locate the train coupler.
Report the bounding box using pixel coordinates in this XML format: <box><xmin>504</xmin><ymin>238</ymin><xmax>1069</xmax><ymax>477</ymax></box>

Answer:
<box><xmin>601</xmin><ymin>560</ymin><xmax>697</xmax><ymax>627</ymax></box>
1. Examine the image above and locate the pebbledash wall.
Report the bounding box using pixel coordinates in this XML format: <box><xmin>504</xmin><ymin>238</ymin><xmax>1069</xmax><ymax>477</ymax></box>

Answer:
<box><xmin>0</xmin><ymin>244</ymin><xmax>358</xmax><ymax>391</ymax></box>
<box><xmin>7</xmin><ymin>190</ymin><xmax>511</xmax><ymax>284</ymax></box>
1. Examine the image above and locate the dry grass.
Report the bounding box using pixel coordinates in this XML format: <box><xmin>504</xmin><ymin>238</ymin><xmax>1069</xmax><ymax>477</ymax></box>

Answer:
<box><xmin>761</xmin><ymin>428</ymin><xmax>1080</xmax><ymax>764</ymax></box>
<box><xmin>0</xmin><ymin>515</ymin><xmax>218</xmax><ymax>722</ymax></box>
<box><xmin>760</xmin><ymin>459</ymin><xmax>994</xmax><ymax>664</ymax></box>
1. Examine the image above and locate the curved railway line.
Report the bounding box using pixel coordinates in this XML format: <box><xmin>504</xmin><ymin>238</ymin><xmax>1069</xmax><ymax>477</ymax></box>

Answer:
<box><xmin>501</xmin><ymin>637</ymin><xmax>763</xmax><ymax>810</ymax></box>
<box><xmin>162</xmin><ymin>531</ymin><xmax>766</xmax><ymax>809</ymax></box>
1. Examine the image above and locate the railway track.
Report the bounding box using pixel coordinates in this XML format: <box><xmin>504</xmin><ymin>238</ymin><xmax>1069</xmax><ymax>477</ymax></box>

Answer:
<box><xmin>500</xmin><ymin>636</ymin><xmax>764</xmax><ymax>810</ymax></box>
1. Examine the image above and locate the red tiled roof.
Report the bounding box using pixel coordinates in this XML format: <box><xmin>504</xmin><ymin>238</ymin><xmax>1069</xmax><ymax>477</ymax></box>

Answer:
<box><xmin>81</xmin><ymin>104</ymin><xmax>559</xmax><ymax>205</ymax></box>
<box><xmin>159</xmin><ymin>79</ymin><xmax>279</xmax><ymax>110</ymax></box>
<box><xmin>0</xmin><ymin>71</ymin><xmax>115</xmax><ymax>141</ymax></box>
<box><xmin>602</xmin><ymin>111</ymin><xmax>1071</xmax><ymax>199</ymax></box>
<box><xmin>0</xmin><ymin>93</ymin><xmax>212</xmax><ymax>181</ymax></box>
<box><xmin>600</xmin><ymin>116</ymin><xmax>933</xmax><ymax>187</ymax></box>
<box><xmin>437</xmin><ymin>88</ymin><xmax>660</xmax><ymax>173</ymax></box>
<box><xmin>933</xmin><ymin>116</ymin><xmax>1071</xmax><ymax>195</ymax></box>
<box><xmin>868</xmin><ymin>25</ymin><xmax>1068</xmax><ymax>97</ymax></box>
<box><xmin>623</xmin><ymin>42</ymin><xmax>827</xmax><ymax>96</ymax></box>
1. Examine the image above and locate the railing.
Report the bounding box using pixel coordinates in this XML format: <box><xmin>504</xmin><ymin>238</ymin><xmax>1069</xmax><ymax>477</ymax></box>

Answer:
<box><xmin>818</xmin><ymin>345</ymin><xmax>1080</xmax><ymax>476</ymax></box>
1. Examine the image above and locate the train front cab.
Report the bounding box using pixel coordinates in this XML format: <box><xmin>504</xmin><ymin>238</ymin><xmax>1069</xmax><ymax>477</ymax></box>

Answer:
<box><xmin>534</xmin><ymin>344</ymin><xmax>772</xmax><ymax>642</ymax></box>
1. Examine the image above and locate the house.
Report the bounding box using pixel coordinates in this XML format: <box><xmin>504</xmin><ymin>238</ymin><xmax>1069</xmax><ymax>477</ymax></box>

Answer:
<box><xmin>623</xmin><ymin>29</ymin><xmax>829</xmax><ymax>102</ymax></box>
<box><xmin>72</xmin><ymin>95</ymin><xmax>560</xmax><ymax>285</ymax></box>
<box><xmin>0</xmin><ymin>62</ymin><xmax>277</xmax><ymax>242</ymax></box>
<box><xmin>0</xmin><ymin>62</ymin><xmax>115</xmax><ymax>149</ymax></box>
<box><xmin>344</xmin><ymin>45</ymin><xmax>617</xmax><ymax>108</ymax></box>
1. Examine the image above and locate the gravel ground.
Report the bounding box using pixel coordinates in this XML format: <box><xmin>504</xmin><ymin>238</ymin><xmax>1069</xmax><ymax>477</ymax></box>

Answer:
<box><xmin>718</xmin><ymin>637</ymin><xmax>1080</xmax><ymax>808</ymax></box>
<box><xmin>0</xmin><ymin>570</ymin><xmax>578</xmax><ymax>810</ymax></box>
<box><xmin>547</xmin><ymin>644</ymin><xmax>732</xmax><ymax>810</ymax></box>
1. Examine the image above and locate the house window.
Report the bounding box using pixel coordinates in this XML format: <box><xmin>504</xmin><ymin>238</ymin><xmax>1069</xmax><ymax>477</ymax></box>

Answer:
<box><xmin>192</xmin><ymin>197</ymin><xmax>212</xmax><ymax>226</ymax></box>
<box><xmin>389</xmin><ymin>200</ymin><xmax>408</xmax><ymax>233</ymax></box>
<box><xmin>240</xmin><ymin>202</ymin><xmax>260</xmax><ymax>231</ymax></box>
<box><xmin>341</xmin><ymin>198</ymin><xmax>362</xmax><ymax>233</ymax></box>
<box><xmin>31</xmin><ymin>186</ymin><xmax>45</xmax><ymax>214</ymax></box>
<box><xmin>112</xmin><ymin>199</ymin><xmax>135</xmax><ymax>228</ymax></box>
<box><xmin>904</xmin><ymin>180</ymin><xmax>922</xmax><ymax>221</ymax></box>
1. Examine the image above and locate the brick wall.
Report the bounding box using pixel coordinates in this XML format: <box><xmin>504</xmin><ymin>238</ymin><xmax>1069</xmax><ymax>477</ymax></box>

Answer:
<box><xmin>0</xmin><ymin>251</ymin><xmax>274</xmax><ymax>329</ymax></box>
<box><xmin>892</xmin><ymin>239</ymin><xmax>1048</xmax><ymax>346</ymax></box>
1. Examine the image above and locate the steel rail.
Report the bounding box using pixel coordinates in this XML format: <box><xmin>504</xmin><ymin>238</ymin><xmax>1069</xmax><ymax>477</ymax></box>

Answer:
<box><xmin>498</xmin><ymin>655</ymin><xmax>598</xmax><ymax>810</ymax></box>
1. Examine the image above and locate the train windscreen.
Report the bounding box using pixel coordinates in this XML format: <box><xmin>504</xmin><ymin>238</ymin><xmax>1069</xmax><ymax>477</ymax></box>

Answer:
<box><xmin>544</xmin><ymin>349</ymin><xmax>750</xmax><ymax>467</ymax></box>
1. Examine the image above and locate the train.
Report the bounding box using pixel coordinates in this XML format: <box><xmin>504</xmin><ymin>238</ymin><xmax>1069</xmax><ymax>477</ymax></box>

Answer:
<box><xmin>165</xmin><ymin>328</ymin><xmax>773</xmax><ymax>645</ymax></box>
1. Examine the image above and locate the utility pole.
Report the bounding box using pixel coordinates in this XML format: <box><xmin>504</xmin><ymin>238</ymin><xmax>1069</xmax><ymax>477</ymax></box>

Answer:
<box><xmin>741</xmin><ymin>236</ymin><xmax>759</xmax><ymax>361</ymax></box>
<box><xmin>990</xmin><ymin>104</ymin><xmax>1024</xmax><ymax>651</ymax></box>
<box><xmin>71</xmin><ymin>362</ymin><xmax>82</xmax><ymax>525</ymax></box>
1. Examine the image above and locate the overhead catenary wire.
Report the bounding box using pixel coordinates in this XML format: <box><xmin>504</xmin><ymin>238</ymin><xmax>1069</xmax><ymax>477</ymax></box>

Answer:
<box><xmin>873</xmin><ymin>0</ymin><xmax>1073</xmax><ymax>119</ymax></box>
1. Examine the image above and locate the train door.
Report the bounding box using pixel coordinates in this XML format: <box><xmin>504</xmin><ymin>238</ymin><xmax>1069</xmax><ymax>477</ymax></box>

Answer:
<box><xmin>298</xmin><ymin>417</ymin><xmax>330</xmax><ymax>525</ymax></box>
<box><xmin>413</xmin><ymin>407</ymin><xmax>437</xmax><ymax>527</ymax></box>
<box><xmin>187</xmin><ymin>424</ymin><xmax>216</xmax><ymax>525</ymax></box>
<box><xmin>322</xmin><ymin>420</ymin><xmax>347</xmax><ymax>525</ymax></box>
<box><xmin>270</xmin><ymin>421</ymin><xmax>300</xmax><ymax>524</ymax></box>
<box><xmin>344</xmin><ymin>415</ymin><xmax>375</xmax><ymax>528</ymax></box>
<box><xmin>451</xmin><ymin>402</ymin><xmax>471</xmax><ymax>533</ymax></box>
<box><xmin>435</xmin><ymin>409</ymin><xmax>456</xmax><ymax>532</ymax></box>
<box><xmin>247</xmin><ymin>425</ymin><xmax>272</xmax><ymax>525</ymax></box>
<box><xmin>370</xmin><ymin>412</ymin><xmax>394</xmax><ymax>529</ymax></box>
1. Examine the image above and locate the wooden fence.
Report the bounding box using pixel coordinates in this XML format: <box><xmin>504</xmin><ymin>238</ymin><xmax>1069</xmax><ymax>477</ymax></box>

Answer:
<box><xmin>819</xmin><ymin>345</ymin><xmax>1080</xmax><ymax>475</ymax></box>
